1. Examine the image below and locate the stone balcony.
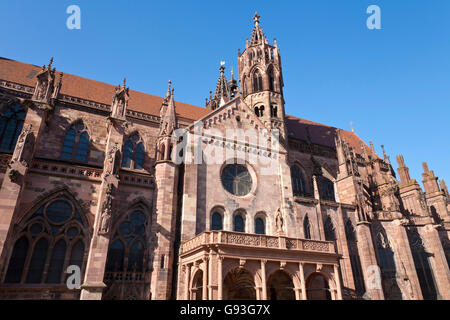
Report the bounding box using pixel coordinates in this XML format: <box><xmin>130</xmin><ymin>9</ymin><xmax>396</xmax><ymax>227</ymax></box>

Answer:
<box><xmin>180</xmin><ymin>230</ymin><xmax>336</xmax><ymax>256</ymax></box>
<box><xmin>178</xmin><ymin>231</ymin><xmax>342</xmax><ymax>300</ymax></box>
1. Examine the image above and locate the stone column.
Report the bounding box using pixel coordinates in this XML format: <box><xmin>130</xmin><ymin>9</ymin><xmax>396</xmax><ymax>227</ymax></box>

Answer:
<box><xmin>208</xmin><ymin>251</ymin><xmax>213</xmax><ymax>299</ymax></box>
<box><xmin>423</xmin><ymin>224</ymin><xmax>450</xmax><ymax>299</ymax></box>
<box><xmin>184</xmin><ymin>264</ymin><xmax>191</xmax><ymax>300</ymax></box>
<box><xmin>261</xmin><ymin>260</ymin><xmax>267</xmax><ymax>300</ymax></box>
<box><xmin>392</xmin><ymin>219</ymin><xmax>423</xmax><ymax>300</ymax></box>
<box><xmin>80</xmin><ymin>120</ymin><xmax>123</xmax><ymax>300</ymax></box>
<box><xmin>336</xmin><ymin>205</ymin><xmax>356</xmax><ymax>292</ymax></box>
<box><xmin>312</xmin><ymin>175</ymin><xmax>325</xmax><ymax>240</ymax></box>
<box><xmin>294</xmin><ymin>288</ymin><xmax>301</xmax><ymax>300</ymax></box>
<box><xmin>334</xmin><ymin>264</ymin><xmax>343</xmax><ymax>300</ymax></box>
<box><xmin>299</xmin><ymin>262</ymin><xmax>307</xmax><ymax>300</ymax></box>
<box><xmin>217</xmin><ymin>256</ymin><xmax>223</xmax><ymax>300</ymax></box>
<box><xmin>202</xmin><ymin>257</ymin><xmax>208</xmax><ymax>300</ymax></box>
<box><xmin>0</xmin><ymin>106</ymin><xmax>46</xmax><ymax>270</ymax></box>
<box><xmin>356</xmin><ymin>222</ymin><xmax>385</xmax><ymax>300</ymax></box>
<box><xmin>150</xmin><ymin>160</ymin><xmax>179</xmax><ymax>300</ymax></box>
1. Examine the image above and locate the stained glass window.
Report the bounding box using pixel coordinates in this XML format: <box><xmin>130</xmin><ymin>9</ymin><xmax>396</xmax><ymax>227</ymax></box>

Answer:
<box><xmin>106</xmin><ymin>208</ymin><xmax>148</xmax><ymax>273</ymax></box>
<box><xmin>122</xmin><ymin>134</ymin><xmax>145</xmax><ymax>170</ymax></box>
<box><xmin>0</xmin><ymin>104</ymin><xmax>26</xmax><ymax>151</ymax></box>
<box><xmin>60</xmin><ymin>122</ymin><xmax>90</xmax><ymax>162</ymax></box>
<box><xmin>3</xmin><ymin>195</ymin><xmax>87</xmax><ymax>285</ymax></box>
<box><xmin>291</xmin><ymin>165</ymin><xmax>307</xmax><ymax>197</ymax></box>
<box><xmin>221</xmin><ymin>164</ymin><xmax>252</xmax><ymax>196</ymax></box>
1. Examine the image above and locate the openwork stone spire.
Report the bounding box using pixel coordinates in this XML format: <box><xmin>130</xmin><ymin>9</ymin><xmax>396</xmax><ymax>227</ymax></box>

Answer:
<box><xmin>214</xmin><ymin>62</ymin><xmax>229</xmax><ymax>103</ymax></box>
<box><xmin>159</xmin><ymin>80</ymin><xmax>177</xmax><ymax>136</ymax></box>
<box><xmin>249</xmin><ymin>12</ymin><xmax>267</xmax><ymax>46</ymax></box>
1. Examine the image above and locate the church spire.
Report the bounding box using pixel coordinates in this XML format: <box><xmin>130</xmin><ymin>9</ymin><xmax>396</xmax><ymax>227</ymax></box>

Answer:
<box><xmin>249</xmin><ymin>12</ymin><xmax>267</xmax><ymax>46</ymax></box>
<box><xmin>206</xmin><ymin>62</ymin><xmax>236</xmax><ymax>110</ymax></box>
<box><xmin>159</xmin><ymin>80</ymin><xmax>177</xmax><ymax>136</ymax></box>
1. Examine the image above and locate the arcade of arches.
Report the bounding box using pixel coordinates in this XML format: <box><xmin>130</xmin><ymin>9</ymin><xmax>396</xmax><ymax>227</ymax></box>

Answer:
<box><xmin>179</xmin><ymin>231</ymin><xmax>342</xmax><ymax>300</ymax></box>
<box><xmin>181</xmin><ymin>257</ymin><xmax>340</xmax><ymax>300</ymax></box>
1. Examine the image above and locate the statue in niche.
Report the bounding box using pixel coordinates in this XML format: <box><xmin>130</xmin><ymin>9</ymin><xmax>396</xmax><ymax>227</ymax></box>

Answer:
<box><xmin>275</xmin><ymin>208</ymin><xmax>284</xmax><ymax>234</ymax></box>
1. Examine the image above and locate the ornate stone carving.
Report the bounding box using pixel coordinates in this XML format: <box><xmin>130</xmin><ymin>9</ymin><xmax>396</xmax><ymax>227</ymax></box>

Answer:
<box><xmin>31</xmin><ymin>58</ymin><xmax>62</xmax><ymax>109</ymax></box>
<box><xmin>98</xmin><ymin>183</ymin><xmax>114</xmax><ymax>235</ymax></box>
<box><xmin>104</xmin><ymin>142</ymin><xmax>121</xmax><ymax>178</ymax></box>
<box><xmin>111</xmin><ymin>79</ymin><xmax>129</xmax><ymax>120</ymax></box>
<box><xmin>302</xmin><ymin>240</ymin><xmax>330</xmax><ymax>252</ymax></box>
<box><xmin>8</xmin><ymin>169</ymin><xmax>19</xmax><ymax>182</ymax></box>
<box><xmin>10</xmin><ymin>124</ymin><xmax>33</xmax><ymax>167</ymax></box>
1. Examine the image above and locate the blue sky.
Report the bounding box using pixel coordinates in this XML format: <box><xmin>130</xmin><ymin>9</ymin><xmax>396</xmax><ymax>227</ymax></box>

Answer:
<box><xmin>1</xmin><ymin>0</ymin><xmax>449</xmax><ymax>185</ymax></box>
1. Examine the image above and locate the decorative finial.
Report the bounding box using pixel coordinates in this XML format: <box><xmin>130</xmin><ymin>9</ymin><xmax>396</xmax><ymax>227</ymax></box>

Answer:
<box><xmin>49</xmin><ymin>57</ymin><xmax>54</xmax><ymax>69</ymax></box>
<box><xmin>350</xmin><ymin>121</ymin><xmax>354</xmax><ymax>133</ymax></box>
<box><xmin>123</xmin><ymin>78</ymin><xmax>126</xmax><ymax>88</ymax></box>
<box><xmin>253</xmin><ymin>12</ymin><xmax>261</xmax><ymax>26</ymax></box>
<box><xmin>231</xmin><ymin>67</ymin><xmax>234</xmax><ymax>79</ymax></box>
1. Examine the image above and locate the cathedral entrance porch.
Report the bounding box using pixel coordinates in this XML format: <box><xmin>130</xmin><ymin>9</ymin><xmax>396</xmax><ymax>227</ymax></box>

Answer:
<box><xmin>178</xmin><ymin>231</ymin><xmax>342</xmax><ymax>300</ymax></box>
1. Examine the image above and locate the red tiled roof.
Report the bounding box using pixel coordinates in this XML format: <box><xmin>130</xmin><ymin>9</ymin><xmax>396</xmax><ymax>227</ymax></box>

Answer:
<box><xmin>0</xmin><ymin>57</ymin><xmax>210</xmax><ymax>121</ymax></box>
<box><xmin>285</xmin><ymin>115</ymin><xmax>378</xmax><ymax>158</ymax></box>
<box><xmin>0</xmin><ymin>57</ymin><xmax>377</xmax><ymax>157</ymax></box>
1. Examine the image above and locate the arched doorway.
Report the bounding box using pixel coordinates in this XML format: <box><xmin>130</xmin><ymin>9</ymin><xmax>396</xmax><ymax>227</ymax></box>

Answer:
<box><xmin>191</xmin><ymin>270</ymin><xmax>203</xmax><ymax>300</ymax></box>
<box><xmin>223</xmin><ymin>268</ymin><xmax>256</xmax><ymax>300</ymax></box>
<box><xmin>306</xmin><ymin>273</ymin><xmax>332</xmax><ymax>300</ymax></box>
<box><xmin>267</xmin><ymin>270</ymin><xmax>295</xmax><ymax>300</ymax></box>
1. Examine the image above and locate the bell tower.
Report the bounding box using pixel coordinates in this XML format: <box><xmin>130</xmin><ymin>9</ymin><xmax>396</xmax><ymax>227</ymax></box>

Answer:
<box><xmin>238</xmin><ymin>13</ymin><xmax>286</xmax><ymax>136</ymax></box>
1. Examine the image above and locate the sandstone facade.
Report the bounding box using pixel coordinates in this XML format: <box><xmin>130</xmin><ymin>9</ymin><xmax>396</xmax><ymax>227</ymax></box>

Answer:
<box><xmin>0</xmin><ymin>14</ymin><xmax>448</xmax><ymax>300</ymax></box>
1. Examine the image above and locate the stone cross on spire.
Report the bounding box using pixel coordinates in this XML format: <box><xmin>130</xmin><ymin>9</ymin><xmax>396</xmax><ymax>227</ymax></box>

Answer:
<box><xmin>253</xmin><ymin>12</ymin><xmax>261</xmax><ymax>26</ymax></box>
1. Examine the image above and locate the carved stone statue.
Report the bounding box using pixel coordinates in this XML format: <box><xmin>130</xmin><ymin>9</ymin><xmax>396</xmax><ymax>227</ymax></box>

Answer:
<box><xmin>10</xmin><ymin>124</ymin><xmax>33</xmax><ymax>167</ymax></box>
<box><xmin>275</xmin><ymin>209</ymin><xmax>284</xmax><ymax>234</ymax></box>
<box><xmin>98</xmin><ymin>184</ymin><xmax>114</xmax><ymax>235</ymax></box>
<box><xmin>104</xmin><ymin>142</ymin><xmax>120</xmax><ymax>178</ymax></box>
<box><xmin>111</xmin><ymin>79</ymin><xmax>129</xmax><ymax>119</ymax></box>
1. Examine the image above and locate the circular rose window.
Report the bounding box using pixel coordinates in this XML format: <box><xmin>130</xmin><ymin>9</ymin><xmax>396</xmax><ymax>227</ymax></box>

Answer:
<box><xmin>221</xmin><ymin>164</ymin><xmax>253</xmax><ymax>196</ymax></box>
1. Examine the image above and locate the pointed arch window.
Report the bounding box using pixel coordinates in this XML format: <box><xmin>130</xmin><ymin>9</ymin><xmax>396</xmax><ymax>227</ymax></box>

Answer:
<box><xmin>291</xmin><ymin>165</ymin><xmax>307</xmax><ymax>197</ymax></box>
<box><xmin>61</xmin><ymin>122</ymin><xmax>90</xmax><ymax>162</ymax></box>
<box><xmin>270</xmin><ymin>105</ymin><xmax>278</xmax><ymax>118</ymax></box>
<box><xmin>4</xmin><ymin>194</ymin><xmax>88</xmax><ymax>284</ymax></box>
<box><xmin>346</xmin><ymin>219</ymin><xmax>365</xmax><ymax>297</ymax></box>
<box><xmin>254</xmin><ymin>105</ymin><xmax>265</xmax><ymax>117</ymax></box>
<box><xmin>407</xmin><ymin>229</ymin><xmax>439</xmax><ymax>300</ymax></box>
<box><xmin>303</xmin><ymin>215</ymin><xmax>311</xmax><ymax>239</ymax></box>
<box><xmin>320</xmin><ymin>177</ymin><xmax>335</xmax><ymax>202</ymax></box>
<box><xmin>105</xmin><ymin>206</ymin><xmax>149</xmax><ymax>273</ymax></box>
<box><xmin>0</xmin><ymin>104</ymin><xmax>26</xmax><ymax>152</ymax></box>
<box><xmin>253</xmin><ymin>70</ymin><xmax>263</xmax><ymax>92</ymax></box>
<box><xmin>122</xmin><ymin>133</ymin><xmax>145</xmax><ymax>170</ymax></box>
<box><xmin>268</xmin><ymin>66</ymin><xmax>275</xmax><ymax>91</ymax></box>
<box><xmin>324</xmin><ymin>216</ymin><xmax>336</xmax><ymax>241</ymax></box>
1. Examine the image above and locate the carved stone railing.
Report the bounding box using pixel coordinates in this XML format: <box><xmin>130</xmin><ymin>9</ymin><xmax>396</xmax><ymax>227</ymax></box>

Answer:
<box><xmin>30</xmin><ymin>159</ymin><xmax>103</xmax><ymax>181</ymax></box>
<box><xmin>180</xmin><ymin>231</ymin><xmax>336</xmax><ymax>255</ymax></box>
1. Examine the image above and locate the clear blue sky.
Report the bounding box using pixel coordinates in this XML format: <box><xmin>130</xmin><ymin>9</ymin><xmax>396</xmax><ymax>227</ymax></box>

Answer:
<box><xmin>1</xmin><ymin>0</ymin><xmax>449</xmax><ymax>185</ymax></box>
